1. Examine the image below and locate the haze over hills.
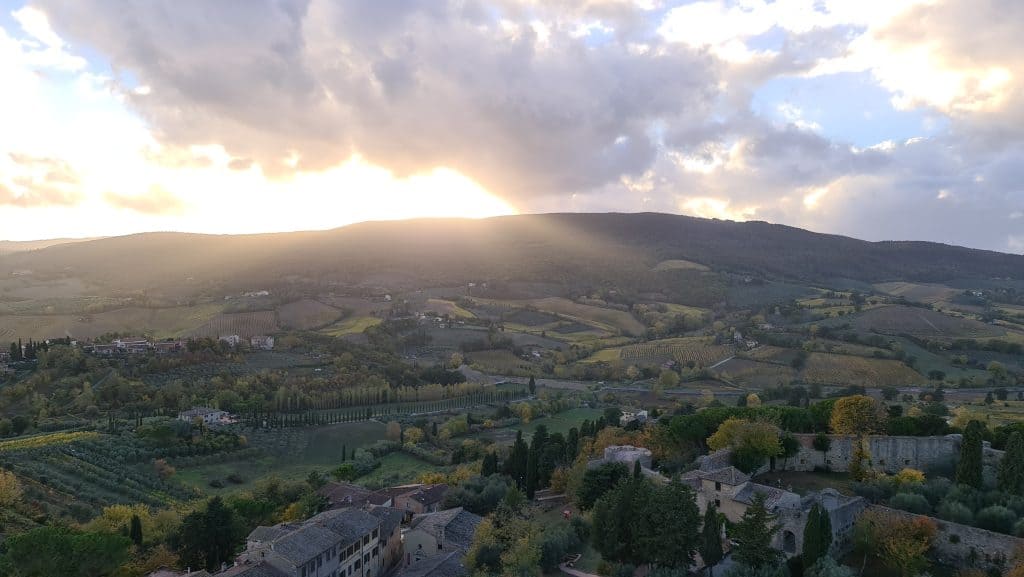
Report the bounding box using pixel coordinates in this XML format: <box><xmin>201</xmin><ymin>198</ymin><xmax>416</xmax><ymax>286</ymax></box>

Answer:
<box><xmin>0</xmin><ymin>237</ymin><xmax>104</xmax><ymax>256</ymax></box>
<box><xmin>1</xmin><ymin>214</ymin><xmax>1022</xmax><ymax>294</ymax></box>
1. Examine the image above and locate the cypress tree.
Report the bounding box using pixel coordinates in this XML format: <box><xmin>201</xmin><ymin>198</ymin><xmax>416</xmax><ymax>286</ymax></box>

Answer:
<box><xmin>507</xmin><ymin>430</ymin><xmax>529</xmax><ymax>489</ymax></box>
<box><xmin>956</xmin><ymin>420</ymin><xmax>984</xmax><ymax>488</ymax></box>
<box><xmin>129</xmin><ymin>514</ymin><xmax>143</xmax><ymax>547</ymax></box>
<box><xmin>481</xmin><ymin>452</ymin><xmax>498</xmax><ymax>477</ymax></box>
<box><xmin>525</xmin><ymin>446</ymin><xmax>539</xmax><ymax>499</ymax></box>
<box><xmin>633</xmin><ymin>460</ymin><xmax>642</xmax><ymax>479</ymax></box>
<box><xmin>802</xmin><ymin>502</ymin><xmax>832</xmax><ymax>566</ymax></box>
<box><xmin>998</xmin><ymin>431</ymin><xmax>1024</xmax><ymax>495</ymax></box>
<box><xmin>731</xmin><ymin>494</ymin><xmax>780</xmax><ymax>570</ymax></box>
<box><xmin>566</xmin><ymin>427</ymin><xmax>579</xmax><ymax>462</ymax></box>
<box><xmin>528</xmin><ymin>375</ymin><xmax>536</xmax><ymax>395</ymax></box>
<box><xmin>700</xmin><ymin>503</ymin><xmax>724</xmax><ymax>577</ymax></box>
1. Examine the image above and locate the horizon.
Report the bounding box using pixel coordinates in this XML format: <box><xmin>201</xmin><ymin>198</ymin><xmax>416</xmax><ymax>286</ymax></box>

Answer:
<box><xmin>0</xmin><ymin>1</ymin><xmax>1021</xmax><ymax>252</ymax></box>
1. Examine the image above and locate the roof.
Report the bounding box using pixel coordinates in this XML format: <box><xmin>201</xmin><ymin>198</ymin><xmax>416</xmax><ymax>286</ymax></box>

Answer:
<box><xmin>408</xmin><ymin>508</ymin><xmax>482</xmax><ymax>552</ymax></box>
<box><xmin>148</xmin><ymin>570</ymin><xmax>212</xmax><ymax>577</ymax></box>
<box><xmin>317</xmin><ymin>482</ymin><xmax>372</xmax><ymax>507</ymax></box>
<box><xmin>698</xmin><ymin>466</ymin><xmax>750</xmax><ymax>486</ymax></box>
<box><xmin>411</xmin><ymin>484</ymin><xmax>449</xmax><ymax>505</ymax></box>
<box><xmin>392</xmin><ymin>551</ymin><xmax>468</xmax><ymax>577</ymax></box>
<box><xmin>311</xmin><ymin>508</ymin><xmax>381</xmax><ymax>548</ymax></box>
<box><xmin>215</xmin><ymin>563</ymin><xmax>288</xmax><ymax>577</ymax></box>
<box><xmin>269</xmin><ymin>523</ymin><xmax>341</xmax><ymax>565</ymax></box>
<box><xmin>179</xmin><ymin>407</ymin><xmax>223</xmax><ymax>417</ymax></box>
<box><xmin>368</xmin><ymin>505</ymin><xmax>404</xmax><ymax>535</ymax></box>
<box><xmin>248</xmin><ymin>525</ymin><xmax>293</xmax><ymax>543</ymax></box>
<box><xmin>732</xmin><ymin>482</ymin><xmax>794</xmax><ymax>510</ymax></box>
<box><xmin>371</xmin><ymin>484</ymin><xmax>425</xmax><ymax>503</ymax></box>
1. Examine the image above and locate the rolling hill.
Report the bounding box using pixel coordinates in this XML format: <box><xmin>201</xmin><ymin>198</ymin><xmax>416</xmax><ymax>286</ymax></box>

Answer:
<box><xmin>0</xmin><ymin>213</ymin><xmax>1021</xmax><ymax>295</ymax></box>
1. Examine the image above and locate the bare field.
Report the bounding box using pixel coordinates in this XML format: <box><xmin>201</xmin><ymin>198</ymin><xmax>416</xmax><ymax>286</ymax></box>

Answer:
<box><xmin>850</xmin><ymin>305</ymin><xmax>1004</xmax><ymax>340</ymax></box>
<box><xmin>470</xmin><ymin>296</ymin><xmax>645</xmax><ymax>336</ymax></box>
<box><xmin>0</xmin><ymin>303</ymin><xmax>224</xmax><ymax>339</ymax></box>
<box><xmin>873</xmin><ymin>282</ymin><xmax>960</xmax><ymax>304</ymax></box>
<box><xmin>801</xmin><ymin>352</ymin><xmax>923</xmax><ymax>386</ymax></box>
<box><xmin>278</xmin><ymin>298</ymin><xmax>343</xmax><ymax>330</ymax></box>
<box><xmin>712</xmin><ymin>358</ymin><xmax>797</xmax><ymax>388</ymax></box>
<box><xmin>193</xmin><ymin>310</ymin><xmax>278</xmax><ymax>338</ymax></box>
<box><xmin>587</xmin><ymin>337</ymin><xmax>732</xmax><ymax>368</ymax></box>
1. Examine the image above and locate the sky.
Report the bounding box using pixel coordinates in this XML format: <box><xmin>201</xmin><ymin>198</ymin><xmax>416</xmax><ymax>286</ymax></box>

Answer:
<box><xmin>0</xmin><ymin>0</ymin><xmax>1021</xmax><ymax>253</ymax></box>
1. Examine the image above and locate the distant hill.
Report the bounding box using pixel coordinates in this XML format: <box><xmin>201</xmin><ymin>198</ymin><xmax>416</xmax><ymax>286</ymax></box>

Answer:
<box><xmin>0</xmin><ymin>237</ymin><xmax>103</xmax><ymax>256</ymax></box>
<box><xmin>0</xmin><ymin>213</ymin><xmax>1020</xmax><ymax>293</ymax></box>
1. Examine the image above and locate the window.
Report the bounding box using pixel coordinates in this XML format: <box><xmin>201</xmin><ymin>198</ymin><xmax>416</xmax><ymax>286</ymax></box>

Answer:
<box><xmin>363</xmin><ymin>535</ymin><xmax>370</xmax><ymax>546</ymax></box>
<box><xmin>715</xmin><ymin>482</ymin><xmax>721</xmax><ymax>491</ymax></box>
<box><xmin>714</xmin><ymin>499</ymin><xmax>721</xmax><ymax>508</ymax></box>
<box><xmin>301</xmin><ymin>568</ymin><xmax>307</xmax><ymax>577</ymax></box>
<box><xmin>437</xmin><ymin>542</ymin><xmax>443</xmax><ymax>550</ymax></box>
<box><xmin>356</xmin><ymin>560</ymin><xmax>362</xmax><ymax>569</ymax></box>
<box><xmin>373</xmin><ymin>529</ymin><xmax>379</xmax><ymax>539</ymax></box>
<box><xmin>364</xmin><ymin>553</ymin><xmax>370</xmax><ymax>563</ymax></box>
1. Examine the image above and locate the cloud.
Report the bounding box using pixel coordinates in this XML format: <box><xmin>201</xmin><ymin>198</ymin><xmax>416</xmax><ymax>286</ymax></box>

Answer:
<box><xmin>104</xmin><ymin>185</ymin><xmax>186</xmax><ymax>215</ymax></box>
<box><xmin>32</xmin><ymin>0</ymin><xmax>719</xmax><ymax>199</ymax></box>
<box><xmin>12</xmin><ymin>0</ymin><xmax>1024</xmax><ymax>253</ymax></box>
<box><xmin>0</xmin><ymin>153</ymin><xmax>82</xmax><ymax>207</ymax></box>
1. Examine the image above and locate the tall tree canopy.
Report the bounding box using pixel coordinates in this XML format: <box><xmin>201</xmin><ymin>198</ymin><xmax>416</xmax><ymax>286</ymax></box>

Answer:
<box><xmin>802</xmin><ymin>503</ymin><xmax>832</xmax><ymax>566</ymax></box>
<box><xmin>955</xmin><ymin>420</ymin><xmax>985</xmax><ymax>489</ymax></box>
<box><xmin>998</xmin><ymin>432</ymin><xmax>1024</xmax><ymax>495</ymax></box>
<box><xmin>830</xmin><ymin>395</ymin><xmax>887</xmax><ymax>436</ymax></box>
<box><xmin>730</xmin><ymin>493</ymin><xmax>781</xmax><ymax>571</ymax></box>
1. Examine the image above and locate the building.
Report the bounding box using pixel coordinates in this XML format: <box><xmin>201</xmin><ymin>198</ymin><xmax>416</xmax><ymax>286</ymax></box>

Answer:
<box><xmin>403</xmin><ymin>508</ymin><xmax>481</xmax><ymax>566</ymax></box>
<box><xmin>114</xmin><ymin>338</ymin><xmax>151</xmax><ymax>354</ymax></box>
<box><xmin>220</xmin><ymin>335</ymin><xmax>242</xmax><ymax>347</ymax></box>
<box><xmin>367</xmin><ymin>506</ymin><xmax>404</xmax><ymax>572</ymax></box>
<box><xmin>391</xmin><ymin>552</ymin><xmax>467</xmax><ymax>577</ymax></box>
<box><xmin>682</xmin><ymin>454</ymin><xmax>866</xmax><ymax>558</ymax></box>
<box><xmin>251</xmin><ymin>335</ymin><xmax>275</xmax><ymax>350</ymax></box>
<box><xmin>146</xmin><ymin>569</ymin><xmax>212</xmax><ymax>577</ymax></box>
<box><xmin>318</xmin><ymin>482</ymin><xmax>373</xmax><ymax>510</ymax></box>
<box><xmin>591</xmin><ymin>445</ymin><xmax>654</xmax><ymax>472</ymax></box>
<box><xmin>619</xmin><ymin>410</ymin><xmax>648</xmax><ymax>427</ymax></box>
<box><xmin>153</xmin><ymin>340</ymin><xmax>186</xmax><ymax>354</ymax></box>
<box><xmin>234</xmin><ymin>508</ymin><xmax>384</xmax><ymax>577</ymax></box>
<box><xmin>394</xmin><ymin>485</ymin><xmax>448</xmax><ymax>517</ymax></box>
<box><xmin>178</xmin><ymin>407</ymin><xmax>229</xmax><ymax>425</ymax></box>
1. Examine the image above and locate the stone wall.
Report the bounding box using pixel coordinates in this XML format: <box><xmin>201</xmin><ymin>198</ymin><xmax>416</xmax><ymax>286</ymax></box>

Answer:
<box><xmin>783</xmin><ymin>434</ymin><xmax>1004</xmax><ymax>484</ymax></box>
<box><xmin>602</xmin><ymin>445</ymin><xmax>653</xmax><ymax>470</ymax></box>
<box><xmin>866</xmin><ymin>505</ymin><xmax>1023</xmax><ymax>571</ymax></box>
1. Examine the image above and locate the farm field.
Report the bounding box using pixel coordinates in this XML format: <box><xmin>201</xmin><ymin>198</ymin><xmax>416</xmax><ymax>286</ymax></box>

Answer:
<box><xmin>319</xmin><ymin>315</ymin><xmax>383</xmax><ymax>337</ymax></box>
<box><xmin>711</xmin><ymin>358</ymin><xmax>796</xmax><ymax>388</ymax></box>
<box><xmin>0</xmin><ymin>303</ymin><xmax>225</xmax><ymax>340</ymax></box>
<box><xmin>278</xmin><ymin>298</ymin><xmax>344</xmax><ymax>330</ymax></box>
<box><xmin>873</xmin><ymin>282</ymin><xmax>960</xmax><ymax>304</ymax></box>
<box><xmin>424</xmin><ymin>298</ymin><xmax>475</xmax><ymax>318</ymax></box>
<box><xmin>587</xmin><ymin>337</ymin><xmax>732</xmax><ymax>368</ymax></box>
<box><xmin>470</xmin><ymin>296</ymin><xmax>645</xmax><ymax>336</ymax></box>
<box><xmin>894</xmin><ymin>337</ymin><xmax>990</xmax><ymax>383</ymax></box>
<box><xmin>193</xmin><ymin>310</ymin><xmax>278</xmax><ymax>338</ymax></box>
<box><xmin>745</xmin><ymin>345</ymin><xmax>801</xmax><ymax>365</ymax></box>
<box><xmin>948</xmin><ymin>401</ymin><xmax>1024</xmax><ymax>427</ymax></box>
<box><xmin>466</xmin><ymin>349</ymin><xmax>538</xmax><ymax>376</ymax></box>
<box><xmin>801</xmin><ymin>352</ymin><xmax>923</xmax><ymax>386</ymax></box>
<box><xmin>652</xmin><ymin>259</ymin><xmax>710</xmax><ymax>272</ymax></box>
<box><xmin>847</xmin><ymin>305</ymin><xmax>1004</xmax><ymax>340</ymax></box>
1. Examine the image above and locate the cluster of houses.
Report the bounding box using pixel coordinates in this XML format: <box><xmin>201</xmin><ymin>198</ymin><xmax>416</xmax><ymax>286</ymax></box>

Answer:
<box><xmin>149</xmin><ymin>483</ymin><xmax>480</xmax><ymax>577</ymax></box>
<box><xmin>84</xmin><ymin>338</ymin><xmax>186</xmax><ymax>356</ymax></box>
<box><xmin>219</xmin><ymin>335</ymin><xmax>275</xmax><ymax>350</ymax></box>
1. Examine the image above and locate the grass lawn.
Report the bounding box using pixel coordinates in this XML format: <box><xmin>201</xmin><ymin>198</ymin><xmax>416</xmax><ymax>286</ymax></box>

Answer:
<box><xmin>753</xmin><ymin>470</ymin><xmax>856</xmax><ymax>496</ymax></box>
<box><xmin>354</xmin><ymin>452</ymin><xmax>443</xmax><ymax>490</ymax></box>
<box><xmin>471</xmin><ymin>408</ymin><xmax>604</xmax><ymax>445</ymax></box>
<box><xmin>320</xmin><ymin>315</ymin><xmax>382</xmax><ymax>336</ymax></box>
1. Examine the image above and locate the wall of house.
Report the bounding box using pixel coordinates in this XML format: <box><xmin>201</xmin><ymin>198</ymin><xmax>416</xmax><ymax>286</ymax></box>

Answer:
<box><xmin>783</xmin><ymin>434</ymin><xmax>1004</xmax><ymax>485</ymax></box>
<box><xmin>866</xmin><ymin>505</ymin><xmax>1023</xmax><ymax>571</ymax></box>
<box><xmin>403</xmin><ymin>529</ymin><xmax>440</xmax><ymax>566</ymax></box>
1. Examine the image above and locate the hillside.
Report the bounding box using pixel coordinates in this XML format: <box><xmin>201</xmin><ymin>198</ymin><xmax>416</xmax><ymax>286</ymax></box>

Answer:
<box><xmin>0</xmin><ymin>213</ymin><xmax>1021</xmax><ymax>294</ymax></box>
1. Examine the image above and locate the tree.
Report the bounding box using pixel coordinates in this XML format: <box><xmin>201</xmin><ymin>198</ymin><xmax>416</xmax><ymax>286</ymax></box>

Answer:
<box><xmin>731</xmin><ymin>493</ymin><xmax>781</xmax><ymax>570</ymax></box>
<box><xmin>854</xmin><ymin>508</ymin><xmax>936</xmax><ymax>577</ymax></box>
<box><xmin>645</xmin><ymin>480</ymin><xmax>701</xmax><ymax>568</ymax></box>
<box><xmin>707</xmin><ymin>418</ymin><xmax>781</xmax><ymax>474</ymax></box>
<box><xmin>129</xmin><ymin>514</ymin><xmax>144</xmax><ymax>547</ymax></box>
<box><xmin>173</xmin><ymin>496</ymin><xmax>243</xmax><ymax>572</ymax></box>
<box><xmin>830</xmin><ymin>395</ymin><xmax>887</xmax><ymax>435</ymax></box>
<box><xmin>746</xmin><ymin>393</ymin><xmax>761</xmax><ymax>408</ymax></box>
<box><xmin>386</xmin><ymin>420</ymin><xmax>402</xmax><ymax>442</ymax></box>
<box><xmin>956</xmin><ymin>420</ymin><xmax>984</xmax><ymax>489</ymax></box>
<box><xmin>0</xmin><ymin>468</ymin><xmax>23</xmax><ymax>507</ymax></box>
<box><xmin>507</xmin><ymin>430</ymin><xmax>530</xmax><ymax>489</ymax></box>
<box><xmin>529</xmin><ymin>375</ymin><xmax>536</xmax><ymax>395</ymax></box>
<box><xmin>659</xmin><ymin>369</ymin><xmax>680</xmax><ymax>389</ymax></box>
<box><xmin>1</xmin><ymin>526</ymin><xmax>131</xmax><ymax>577</ymax></box>
<box><xmin>700</xmin><ymin>502</ymin><xmax>724</xmax><ymax>577</ymax></box>
<box><xmin>404</xmin><ymin>426</ymin><xmax>424</xmax><ymax>445</ymax></box>
<box><xmin>481</xmin><ymin>452</ymin><xmax>499</xmax><ymax>477</ymax></box>
<box><xmin>779</xmin><ymin>433</ymin><xmax>800</xmax><ymax>470</ymax></box>
<box><xmin>812</xmin><ymin>433</ymin><xmax>832</xmax><ymax>466</ymax></box>
<box><xmin>802</xmin><ymin>503</ymin><xmax>832</xmax><ymax>566</ymax></box>
<box><xmin>881</xmin><ymin>386</ymin><xmax>898</xmax><ymax>401</ymax></box>
<box><xmin>998</xmin><ymin>431</ymin><xmax>1024</xmax><ymax>495</ymax></box>
<box><xmin>804</xmin><ymin>556</ymin><xmax>854</xmax><ymax>577</ymax></box>
<box><xmin>576</xmin><ymin>462</ymin><xmax>629</xmax><ymax>510</ymax></box>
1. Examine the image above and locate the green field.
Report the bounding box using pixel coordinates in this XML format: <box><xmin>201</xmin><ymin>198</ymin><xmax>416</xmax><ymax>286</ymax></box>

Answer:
<box><xmin>352</xmin><ymin>452</ymin><xmax>442</xmax><ymax>490</ymax></box>
<box><xmin>175</xmin><ymin>421</ymin><xmax>388</xmax><ymax>494</ymax></box>
<box><xmin>320</xmin><ymin>315</ymin><xmax>383</xmax><ymax>336</ymax></box>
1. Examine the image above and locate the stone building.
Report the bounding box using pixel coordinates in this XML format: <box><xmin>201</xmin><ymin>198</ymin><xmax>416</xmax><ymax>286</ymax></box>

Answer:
<box><xmin>682</xmin><ymin>460</ymin><xmax>866</xmax><ymax>558</ymax></box>
<box><xmin>403</xmin><ymin>508</ymin><xmax>481</xmax><ymax>567</ymax></box>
